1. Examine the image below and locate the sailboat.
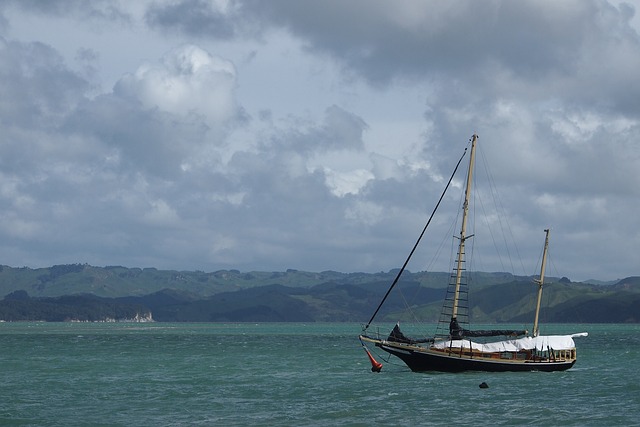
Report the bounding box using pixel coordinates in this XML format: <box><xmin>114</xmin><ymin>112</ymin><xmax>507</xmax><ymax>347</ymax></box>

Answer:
<box><xmin>359</xmin><ymin>134</ymin><xmax>587</xmax><ymax>372</ymax></box>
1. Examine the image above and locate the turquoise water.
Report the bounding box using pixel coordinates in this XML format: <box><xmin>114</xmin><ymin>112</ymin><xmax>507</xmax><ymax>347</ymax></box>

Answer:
<box><xmin>0</xmin><ymin>322</ymin><xmax>638</xmax><ymax>426</ymax></box>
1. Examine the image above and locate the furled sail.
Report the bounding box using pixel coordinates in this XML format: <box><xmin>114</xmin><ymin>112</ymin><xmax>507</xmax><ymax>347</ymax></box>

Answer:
<box><xmin>387</xmin><ymin>323</ymin><xmax>434</xmax><ymax>344</ymax></box>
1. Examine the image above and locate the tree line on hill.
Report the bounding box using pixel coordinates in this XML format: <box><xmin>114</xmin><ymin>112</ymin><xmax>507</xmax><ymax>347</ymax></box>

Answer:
<box><xmin>0</xmin><ymin>264</ymin><xmax>638</xmax><ymax>323</ymax></box>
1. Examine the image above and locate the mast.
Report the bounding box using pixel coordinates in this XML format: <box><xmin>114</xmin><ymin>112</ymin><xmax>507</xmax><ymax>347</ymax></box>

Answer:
<box><xmin>451</xmin><ymin>134</ymin><xmax>477</xmax><ymax>321</ymax></box>
<box><xmin>532</xmin><ymin>228</ymin><xmax>550</xmax><ymax>337</ymax></box>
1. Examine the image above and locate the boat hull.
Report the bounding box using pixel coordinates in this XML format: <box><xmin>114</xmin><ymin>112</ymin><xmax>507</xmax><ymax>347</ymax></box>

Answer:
<box><xmin>367</xmin><ymin>339</ymin><xmax>575</xmax><ymax>373</ymax></box>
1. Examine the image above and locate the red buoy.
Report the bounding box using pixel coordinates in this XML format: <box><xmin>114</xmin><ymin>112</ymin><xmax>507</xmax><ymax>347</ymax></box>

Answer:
<box><xmin>365</xmin><ymin>348</ymin><xmax>383</xmax><ymax>372</ymax></box>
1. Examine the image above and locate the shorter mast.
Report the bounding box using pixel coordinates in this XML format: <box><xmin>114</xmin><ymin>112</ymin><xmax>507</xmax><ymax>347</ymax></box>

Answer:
<box><xmin>532</xmin><ymin>229</ymin><xmax>550</xmax><ymax>337</ymax></box>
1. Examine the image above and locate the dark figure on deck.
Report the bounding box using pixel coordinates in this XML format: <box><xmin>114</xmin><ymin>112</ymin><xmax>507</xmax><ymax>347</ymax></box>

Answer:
<box><xmin>450</xmin><ymin>317</ymin><xmax>463</xmax><ymax>340</ymax></box>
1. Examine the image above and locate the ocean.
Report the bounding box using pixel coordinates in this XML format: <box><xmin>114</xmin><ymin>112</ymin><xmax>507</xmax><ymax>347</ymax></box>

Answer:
<box><xmin>1</xmin><ymin>322</ymin><xmax>638</xmax><ymax>426</ymax></box>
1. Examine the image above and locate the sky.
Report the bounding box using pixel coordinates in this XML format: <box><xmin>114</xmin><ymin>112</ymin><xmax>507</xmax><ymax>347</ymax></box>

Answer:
<box><xmin>0</xmin><ymin>0</ymin><xmax>639</xmax><ymax>282</ymax></box>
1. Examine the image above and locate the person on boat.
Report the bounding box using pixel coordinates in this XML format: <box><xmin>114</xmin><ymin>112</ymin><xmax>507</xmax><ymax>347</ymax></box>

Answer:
<box><xmin>449</xmin><ymin>317</ymin><xmax>463</xmax><ymax>340</ymax></box>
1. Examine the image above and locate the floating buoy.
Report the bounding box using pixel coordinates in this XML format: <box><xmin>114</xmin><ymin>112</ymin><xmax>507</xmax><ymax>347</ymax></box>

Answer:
<box><xmin>365</xmin><ymin>348</ymin><xmax>383</xmax><ymax>372</ymax></box>
<box><xmin>479</xmin><ymin>382</ymin><xmax>489</xmax><ymax>389</ymax></box>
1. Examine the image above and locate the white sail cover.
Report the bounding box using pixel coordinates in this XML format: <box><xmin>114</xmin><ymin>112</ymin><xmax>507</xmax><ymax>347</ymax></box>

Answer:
<box><xmin>432</xmin><ymin>333</ymin><xmax>588</xmax><ymax>352</ymax></box>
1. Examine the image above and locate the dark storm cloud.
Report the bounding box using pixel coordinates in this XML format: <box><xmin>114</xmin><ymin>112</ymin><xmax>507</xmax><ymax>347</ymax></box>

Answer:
<box><xmin>263</xmin><ymin>105</ymin><xmax>368</xmax><ymax>154</ymax></box>
<box><xmin>145</xmin><ymin>0</ymin><xmax>238</xmax><ymax>38</ymax></box>
<box><xmin>2</xmin><ymin>0</ymin><xmax>131</xmax><ymax>23</ymax></box>
<box><xmin>233</xmin><ymin>0</ymin><xmax>640</xmax><ymax>114</ymax></box>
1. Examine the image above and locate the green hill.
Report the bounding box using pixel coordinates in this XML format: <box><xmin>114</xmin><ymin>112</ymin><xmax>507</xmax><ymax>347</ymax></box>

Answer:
<box><xmin>0</xmin><ymin>264</ymin><xmax>638</xmax><ymax>323</ymax></box>
<box><xmin>0</xmin><ymin>264</ymin><xmax>529</xmax><ymax>298</ymax></box>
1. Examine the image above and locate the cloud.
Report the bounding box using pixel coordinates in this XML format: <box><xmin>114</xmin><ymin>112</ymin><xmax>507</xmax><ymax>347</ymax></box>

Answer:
<box><xmin>3</xmin><ymin>0</ymin><xmax>131</xmax><ymax>24</ymax></box>
<box><xmin>0</xmin><ymin>31</ymin><xmax>394</xmax><ymax>271</ymax></box>
<box><xmin>232</xmin><ymin>1</ymin><xmax>640</xmax><ymax>109</ymax></box>
<box><xmin>1</xmin><ymin>1</ymin><xmax>640</xmax><ymax>281</ymax></box>
<box><xmin>0</xmin><ymin>37</ymin><xmax>237</xmax><ymax>267</ymax></box>
<box><xmin>0</xmin><ymin>37</ymin><xmax>89</xmax><ymax>128</ymax></box>
<box><xmin>145</xmin><ymin>0</ymin><xmax>238</xmax><ymax>39</ymax></box>
<box><xmin>114</xmin><ymin>44</ymin><xmax>240</xmax><ymax>123</ymax></box>
<box><xmin>63</xmin><ymin>44</ymin><xmax>248</xmax><ymax>179</ymax></box>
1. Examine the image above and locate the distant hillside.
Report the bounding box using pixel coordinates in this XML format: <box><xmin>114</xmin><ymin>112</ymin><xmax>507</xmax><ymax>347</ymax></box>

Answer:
<box><xmin>0</xmin><ymin>290</ymin><xmax>151</xmax><ymax>322</ymax></box>
<box><xmin>0</xmin><ymin>264</ymin><xmax>530</xmax><ymax>298</ymax></box>
<box><xmin>611</xmin><ymin>276</ymin><xmax>640</xmax><ymax>290</ymax></box>
<box><xmin>474</xmin><ymin>280</ymin><xmax>640</xmax><ymax>324</ymax></box>
<box><xmin>0</xmin><ymin>264</ymin><xmax>638</xmax><ymax>323</ymax></box>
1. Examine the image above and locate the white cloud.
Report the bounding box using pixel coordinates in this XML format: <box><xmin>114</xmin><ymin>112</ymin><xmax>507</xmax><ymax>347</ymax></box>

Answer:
<box><xmin>115</xmin><ymin>44</ymin><xmax>239</xmax><ymax>123</ymax></box>
<box><xmin>323</xmin><ymin>168</ymin><xmax>373</xmax><ymax>197</ymax></box>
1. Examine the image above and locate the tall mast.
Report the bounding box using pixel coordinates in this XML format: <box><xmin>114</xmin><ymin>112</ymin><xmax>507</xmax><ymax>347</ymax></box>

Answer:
<box><xmin>532</xmin><ymin>228</ymin><xmax>550</xmax><ymax>337</ymax></box>
<box><xmin>451</xmin><ymin>134</ymin><xmax>477</xmax><ymax>320</ymax></box>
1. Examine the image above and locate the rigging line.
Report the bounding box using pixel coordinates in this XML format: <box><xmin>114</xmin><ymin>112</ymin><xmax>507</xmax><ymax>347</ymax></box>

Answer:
<box><xmin>546</xmin><ymin>246</ymin><xmax>561</xmax><ymax>279</ymax></box>
<box><xmin>478</xmin><ymin>144</ymin><xmax>526</xmax><ymax>276</ymax></box>
<box><xmin>363</xmin><ymin>143</ymin><xmax>470</xmax><ymax>331</ymax></box>
<box><xmin>475</xmin><ymin>182</ymin><xmax>507</xmax><ymax>272</ymax></box>
<box><xmin>475</xmin><ymin>145</ymin><xmax>510</xmax><ymax>273</ymax></box>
